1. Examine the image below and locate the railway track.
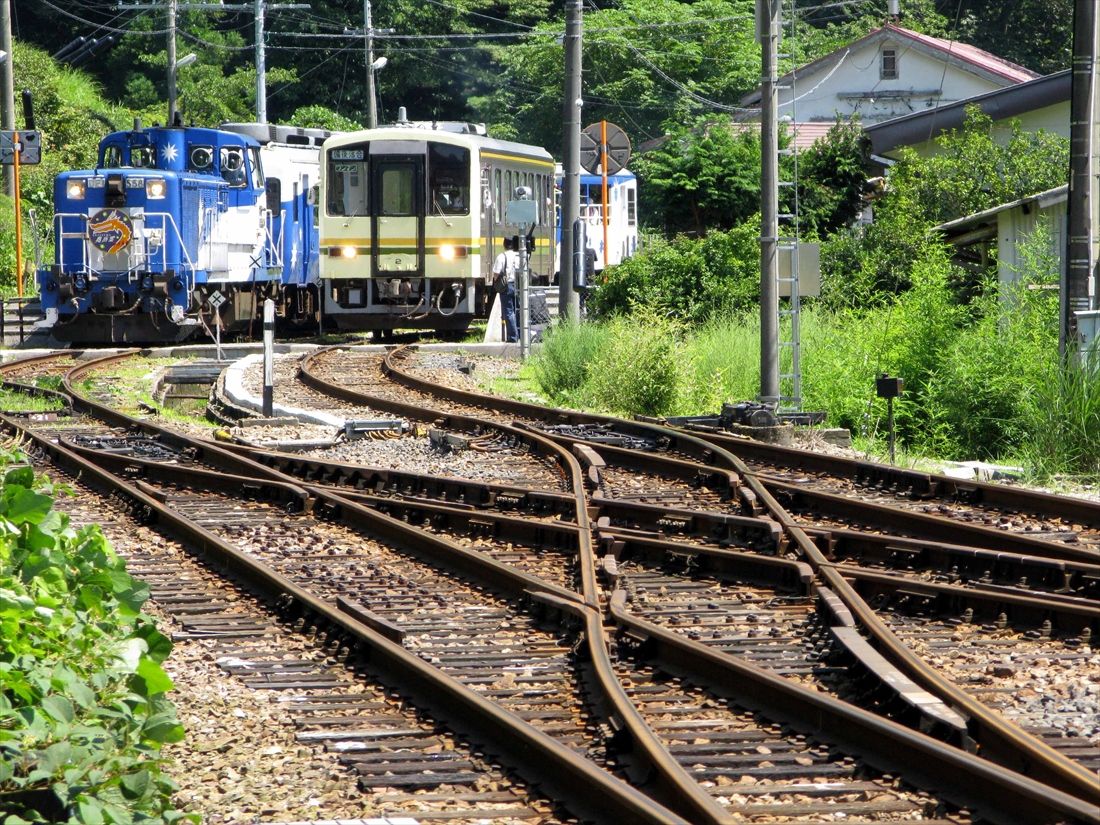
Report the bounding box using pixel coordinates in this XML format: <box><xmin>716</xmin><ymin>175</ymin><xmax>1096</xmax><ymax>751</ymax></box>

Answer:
<box><xmin>27</xmin><ymin>450</ymin><xmax>575</xmax><ymax>824</ymax></box>
<box><xmin>0</xmin><ymin>349</ymin><xmax>1097</xmax><ymax>823</ymax></box>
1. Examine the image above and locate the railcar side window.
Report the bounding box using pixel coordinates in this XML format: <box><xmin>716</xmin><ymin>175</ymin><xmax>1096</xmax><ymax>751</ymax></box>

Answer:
<box><xmin>493</xmin><ymin>169</ymin><xmax>502</xmax><ymax>222</ymax></box>
<box><xmin>428</xmin><ymin>143</ymin><xmax>470</xmax><ymax>215</ymax></box>
<box><xmin>626</xmin><ymin>186</ymin><xmax>637</xmax><ymax>226</ymax></box>
<box><xmin>380</xmin><ymin>166</ymin><xmax>415</xmax><ymax>216</ymax></box>
<box><xmin>327</xmin><ymin>145</ymin><xmax>369</xmax><ymax>216</ymax></box>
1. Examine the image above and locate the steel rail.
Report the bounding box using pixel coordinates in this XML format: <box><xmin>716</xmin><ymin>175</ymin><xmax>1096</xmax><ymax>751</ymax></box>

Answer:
<box><xmin>62</xmin><ymin>349</ymin><xmax>744</xmax><ymax>825</ymax></box>
<box><xmin>299</xmin><ymin>349</ymin><xmax>749</xmax><ymax>823</ymax></box>
<box><xmin>605</xmin><ymin>592</ymin><xmax>1100</xmax><ymax>825</ymax></box>
<box><xmin>218</xmin><ymin>441</ymin><xmax>580</xmax><ymax>520</ymax></box>
<box><xmin>0</xmin><ymin>410</ymin><xmax>684</xmax><ymax>825</ymax></box>
<box><xmin>375</xmin><ymin>345</ymin><xmax>1100</xmax><ymax>803</ymax></box>
<box><xmin>674</xmin><ymin>424</ymin><xmax>1100</xmax><ymax>528</ymax></box>
<box><xmin>380</xmin><ymin>347</ymin><xmax>1100</xmax><ymax>550</ymax></box>
<box><xmin>368</xmin><ymin>346</ymin><xmax>1100</xmax><ymax>529</ymax></box>
<box><xmin>736</xmin><ymin>470</ymin><xmax>1100</xmax><ymax>804</ymax></box>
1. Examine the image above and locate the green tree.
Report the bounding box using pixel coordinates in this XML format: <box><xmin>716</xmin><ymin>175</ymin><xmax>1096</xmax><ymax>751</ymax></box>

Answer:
<box><xmin>941</xmin><ymin>0</ymin><xmax>1072</xmax><ymax>74</ymax></box>
<box><xmin>792</xmin><ymin>119</ymin><xmax>870</xmax><ymax>236</ymax></box>
<box><xmin>822</xmin><ymin>108</ymin><xmax>1069</xmax><ymax>303</ymax></box>
<box><xmin>633</xmin><ymin>116</ymin><xmax>763</xmax><ymax>236</ymax></box>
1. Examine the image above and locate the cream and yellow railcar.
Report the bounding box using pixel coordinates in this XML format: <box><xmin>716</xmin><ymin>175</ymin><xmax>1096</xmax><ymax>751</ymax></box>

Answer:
<box><xmin>319</xmin><ymin>120</ymin><xmax>556</xmax><ymax>332</ymax></box>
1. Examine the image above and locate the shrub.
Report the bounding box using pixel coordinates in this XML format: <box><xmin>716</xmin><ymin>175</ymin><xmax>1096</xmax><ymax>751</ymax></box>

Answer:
<box><xmin>588</xmin><ymin>217</ymin><xmax>760</xmax><ymax>323</ymax></box>
<box><xmin>583</xmin><ymin>310</ymin><xmax>683</xmax><ymax>416</ymax></box>
<box><xmin>1018</xmin><ymin>346</ymin><xmax>1100</xmax><ymax>480</ymax></box>
<box><xmin>0</xmin><ymin>454</ymin><xmax>190</xmax><ymax>824</ymax></box>
<box><xmin>532</xmin><ymin>318</ymin><xmax>608</xmax><ymax>401</ymax></box>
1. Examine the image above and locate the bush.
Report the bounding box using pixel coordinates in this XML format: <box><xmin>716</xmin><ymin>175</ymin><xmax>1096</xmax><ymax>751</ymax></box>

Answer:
<box><xmin>584</xmin><ymin>310</ymin><xmax>682</xmax><ymax>416</ymax></box>
<box><xmin>588</xmin><ymin>217</ymin><xmax>760</xmax><ymax>323</ymax></box>
<box><xmin>1018</xmin><ymin>345</ymin><xmax>1100</xmax><ymax>480</ymax></box>
<box><xmin>0</xmin><ymin>454</ymin><xmax>190</xmax><ymax>825</ymax></box>
<box><xmin>532</xmin><ymin>318</ymin><xmax>608</xmax><ymax>402</ymax></box>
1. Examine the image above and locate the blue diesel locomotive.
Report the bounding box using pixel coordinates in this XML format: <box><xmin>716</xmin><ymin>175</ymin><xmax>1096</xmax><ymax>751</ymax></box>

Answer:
<box><xmin>37</xmin><ymin>121</ymin><xmax>331</xmax><ymax>343</ymax></box>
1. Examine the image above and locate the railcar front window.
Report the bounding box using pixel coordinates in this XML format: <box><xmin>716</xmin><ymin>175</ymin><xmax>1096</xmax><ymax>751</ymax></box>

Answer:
<box><xmin>327</xmin><ymin>146</ymin><xmax>369</xmax><ymax>216</ymax></box>
<box><xmin>380</xmin><ymin>167</ymin><xmax>415</xmax><ymax>216</ymax></box>
<box><xmin>429</xmin><ymin>143</ymin><xmax>470</xmax><ymax>215</ymax></box>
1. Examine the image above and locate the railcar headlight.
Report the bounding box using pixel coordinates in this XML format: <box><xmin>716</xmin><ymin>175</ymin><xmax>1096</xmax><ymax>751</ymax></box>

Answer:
<box><xmin>437</xmin><ymin>244</ymin><xmax>467</xmax><ymax>260</ymax></box>
<box><xmin>340</xmin><ymin>246</ymin><xmax>357</xmax><ymax>259</ymax></box>
<box><xmin>66</xmin><ymin>180</ymin><xmax>86</xmax><ymax>200</ymax></box>
<box><xmin>145</xmin><ymin>178</ymin><xmax>167</xmax><ymax>199</ymax></box>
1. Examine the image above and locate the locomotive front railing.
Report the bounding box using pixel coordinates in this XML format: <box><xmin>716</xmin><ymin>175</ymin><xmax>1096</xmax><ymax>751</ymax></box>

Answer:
<box><xmin>51</xmin><ymin>211</ymin><xmax>198</xmax><ymax>297</ymax></box>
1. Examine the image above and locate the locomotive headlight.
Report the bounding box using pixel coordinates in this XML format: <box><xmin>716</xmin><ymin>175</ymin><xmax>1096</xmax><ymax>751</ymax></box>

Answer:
<box><xmin>340</xmin><ymin>246</ymin><xmax>357</xmax><ymax>259</ymax></box>
<box><xmin>145</xmin><ymin>178</ymin><xmax>167</xmax><ymax>199</ymax></box>
<box><xmin>66</xmin><ymin>180</ymin><xmax>86</xmax><ymax>200</ymax></box>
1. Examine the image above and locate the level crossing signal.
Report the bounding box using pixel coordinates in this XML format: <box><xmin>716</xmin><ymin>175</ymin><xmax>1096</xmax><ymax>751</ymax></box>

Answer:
<box><xmin>579</xmin><ymin>121</ymin><xmax>630</xmax><ymax>175</ymax></box>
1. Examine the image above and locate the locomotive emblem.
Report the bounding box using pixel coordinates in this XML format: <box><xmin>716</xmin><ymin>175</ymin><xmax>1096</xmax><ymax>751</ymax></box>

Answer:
<box><xmin>88</xmin><ymin>209</ymin><xmax>133</xmax><ymax>255</ymax></box>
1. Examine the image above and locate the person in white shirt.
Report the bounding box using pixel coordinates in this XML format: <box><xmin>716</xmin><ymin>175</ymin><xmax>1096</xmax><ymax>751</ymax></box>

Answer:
<box><xmin>491</xmin><ymin>237</ymin><xmax>520</xmax><ymax>343</ymax></box>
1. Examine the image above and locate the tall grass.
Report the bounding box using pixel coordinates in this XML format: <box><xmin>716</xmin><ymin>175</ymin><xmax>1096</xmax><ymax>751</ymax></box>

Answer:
<box><xmin>531</xmin><ymin>260</ymin><xmax>1097</xmax><ymax>481</ymax></box>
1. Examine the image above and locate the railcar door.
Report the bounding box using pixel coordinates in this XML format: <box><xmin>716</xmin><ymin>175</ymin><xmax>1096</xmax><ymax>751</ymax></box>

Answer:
<box><xmin>370</xmin><ymin>155</ymin><xmax>425</xmax><ymax>279</ymax></box>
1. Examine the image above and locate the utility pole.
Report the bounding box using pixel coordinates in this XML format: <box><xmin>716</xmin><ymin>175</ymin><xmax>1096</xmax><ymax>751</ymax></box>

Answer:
<box><xmin>559</xmin><ymin>0</ymin><xmax>582</xmax><ymax>321</ymax></box>
<box><xmin>757</xmin><ymin>0</ymin><xmax>780</xmax><ymax>402</ymax></box>
<box><xmin>120</xmin><ymin>0</ymin><xmax>309</xmax><ymax>123</ymax></box>
<box><xmin>0</xmin><ymin>0</ymin><xmax>14</xmax><ymax>197</ymax></box>
<box><xmin>167</xmin><ymin>0</ymin><xmax>178</xmax><ymax>122</ymax></box>
<box><xmin>365</xmin><ymin>0</ymin><xmax>376</xmax><ymax>128</ymax></box>
<box><xmin>255</xmin><ymin>0</ymin><xmax>266</xmax><ymax>122</ymax></box>
<box><xmin>1065</xmin><ymin>0</ymin><xmax>1099</xmax><ymax>355</ymax></box>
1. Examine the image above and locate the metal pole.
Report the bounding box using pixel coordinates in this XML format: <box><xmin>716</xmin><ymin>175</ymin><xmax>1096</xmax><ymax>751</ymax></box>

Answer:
<box><xmin>559</xmin><ymin>0</ymin><xmax>582</xmax><ymax>321</ymax></box>
<box><xmin>519</xmin><ymin>227</ymin><xmax>530</xmax><ymax>359</ymax></box>
<box><xmin>1066</xmin><ymin>0</ymin><xmax>1099</xmax><ymax>354</ymax></box>
<box><xmin>255</xmin><ymin>0</ymin><xmax>266</xmax><ymax>122</ymax></box>
<box><xmin>758</xmin><ymin>0</ymin><xmax>780</xmax><ymax>401</ymax></box>
<box><xmin>0</xmin><ymin>0</ymin><xmax>15</xmax><ymax>197</ymax></box>
<box><xmin>600</xmin><ymin>119</ymin><xmax>609</xmax><ymax>269</ymax></box>
<box><xmin>167</xmin><ymin>0</ymin><xmax>178</xmax><ymax>123</ymax></box>
<box><xmin>262</xmin><ymin>298</ymin><xmax>275</xmax><ymax>416</ymax></box>
<box><xmin>12</xmin><ymin>128</ymin><xmax>20</xmax><ymax>297</ymax></box>
<box><xmin>365</xmin><ymin>0</ymin><xmax>377</xmax><ymax>128</ymax></box>
<box><xmin>887</xmin><ymin>396</ymin><xmax>895</xmax><ymax>464</ymax></box>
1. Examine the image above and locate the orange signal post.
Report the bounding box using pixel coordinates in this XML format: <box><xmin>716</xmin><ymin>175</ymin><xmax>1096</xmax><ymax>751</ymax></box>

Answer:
<box><xmin>12</xmin><ymin>129</ymin><xmax>22</xmax><ymax>298</ymax></box>
<box><xmin>600</xmin><ymin>120</ymin><xmax>609</xmax><ymax>269</ymax></box>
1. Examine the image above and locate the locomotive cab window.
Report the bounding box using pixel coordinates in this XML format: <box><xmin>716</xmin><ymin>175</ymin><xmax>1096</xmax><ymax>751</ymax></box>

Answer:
<box><xmin>429</xmin><ymin>143</ymin><xmax>470</xmax><ymax>215</ymax></box>
<box><xmin>101</xmin><ymin>144</ymin><xmax>123</xmax><ymax>168</ymax></box>
<box><xmin>327</xmin><ymin>145</ymin><xmax>369</xmax><ymax>216</ymax></box>
<box><xmin>249</xmin><ymin>147</ymin><xmax>264</xmax><ymax>189</ymax></box>
<box><xmin>130</xmin><ymin>145</ymin><xmax>156</xmax><ymax>168</ymax></box>
<box><xmin>221</xmin><ymin>147</ymin><xmax>247</xmax><ymax>187</ymax></box>
<box><xmin>189</xmin><ymin>146</ymin><xmax>214</xmax><ymax>172</ymax></box>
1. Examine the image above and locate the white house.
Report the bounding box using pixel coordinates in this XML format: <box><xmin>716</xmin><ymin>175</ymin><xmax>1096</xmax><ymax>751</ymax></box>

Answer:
<box><xmin>740</xmin><ymin>23</ymin><xmax>1039</xmax><ymax>125</ymax></box>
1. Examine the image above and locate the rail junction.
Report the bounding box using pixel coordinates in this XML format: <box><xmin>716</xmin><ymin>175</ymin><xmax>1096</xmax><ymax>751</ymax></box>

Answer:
<box><xmin>0</xmin><ymin>345</ymin><xmax>1097</xmax><ymax>825</ymax></box>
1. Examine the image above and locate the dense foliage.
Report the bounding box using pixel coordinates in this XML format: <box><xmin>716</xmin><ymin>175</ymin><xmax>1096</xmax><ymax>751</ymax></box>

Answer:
<box><xmin>820</xmin><ymin>109</ymin><xmax>1069</xmax><ymax>304</ymax></box>
<box><xmin>0</xmin><ymin>456</ymin><xmax>188</xmax><ymax>825</ymax></box>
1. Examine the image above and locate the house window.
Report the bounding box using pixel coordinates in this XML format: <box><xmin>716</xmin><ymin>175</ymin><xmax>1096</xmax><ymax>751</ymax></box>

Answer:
<box><xmin>881</xmin><ymin>48</ymin><xmax>898</xmax><ymax>80</ymax></box>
